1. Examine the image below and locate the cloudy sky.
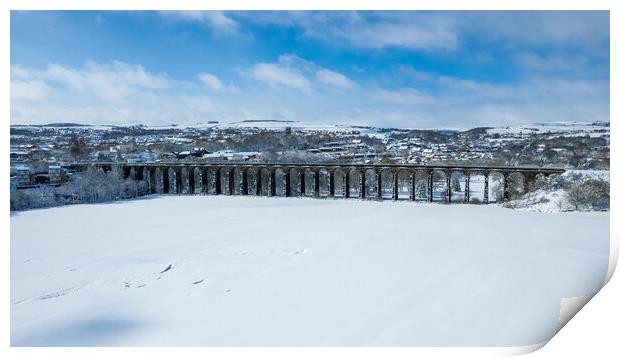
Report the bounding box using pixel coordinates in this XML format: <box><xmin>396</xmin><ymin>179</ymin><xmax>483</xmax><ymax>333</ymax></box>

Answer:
<box><xmin>10</xmin><ymin>11</ymin><xmax>609</xmax><ymax>128</ymax></box>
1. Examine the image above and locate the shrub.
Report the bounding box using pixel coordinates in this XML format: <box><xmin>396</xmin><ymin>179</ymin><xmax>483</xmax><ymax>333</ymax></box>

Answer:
<box><xmin>10</xmin><ymin>166</ymin><xmax>148</xmax><ymax>211</ymax></box>
<box><xmin>469</xmin><ymin>197</ymin><xmax>481</xmax><ymax>204</ymax></box>
<box><xmin>564</xmin><ymin>179</ymin><xmax>609</xmax><ymax>211</ymax></box>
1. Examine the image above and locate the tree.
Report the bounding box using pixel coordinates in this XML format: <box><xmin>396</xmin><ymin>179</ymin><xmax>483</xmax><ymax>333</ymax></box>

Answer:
<box><xmin>451</xmin><ymin>176</ymin><xmax>461</xmax><ymax>192</ymax></box>
<box><xmin>564</xmin><ymin>179</ymin><xmax>610</xmax><ymax>211</ymax></box>
<box><xmin>68</xmin><ymin>134</ymin><xmax>90</xmax><ymax>161</ymax></box>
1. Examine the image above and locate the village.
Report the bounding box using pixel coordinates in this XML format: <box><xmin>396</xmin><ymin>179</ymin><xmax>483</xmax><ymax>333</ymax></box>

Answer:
<box><xmin>10</xmin><ymin>120</ymin><xmax>610</xmax><ymax>190</ymax></box>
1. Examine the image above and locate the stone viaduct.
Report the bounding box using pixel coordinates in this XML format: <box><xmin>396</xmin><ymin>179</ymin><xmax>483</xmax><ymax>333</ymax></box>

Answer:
<box><xmin>70</xmin><ymin>162</ymin><xmax>565</xmax><ymax>204</ymax></box>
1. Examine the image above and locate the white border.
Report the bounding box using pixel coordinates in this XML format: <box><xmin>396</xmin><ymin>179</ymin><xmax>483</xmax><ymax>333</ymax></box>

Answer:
<box><xmin>2</xmin><ymin>1</ymin><xmax>617</xmax><ymax>356</ymax></box>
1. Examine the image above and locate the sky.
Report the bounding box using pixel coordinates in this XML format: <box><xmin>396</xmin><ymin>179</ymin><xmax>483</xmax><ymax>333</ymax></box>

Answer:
<box><xmin>10</xmin><ymin>10</ymin><xmax>610</xmax><ymax>128</ymax></box>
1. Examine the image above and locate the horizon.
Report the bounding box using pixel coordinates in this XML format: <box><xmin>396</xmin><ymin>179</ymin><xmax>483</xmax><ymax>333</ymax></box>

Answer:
<box><xmin>11</xmin><ymin>10</ymin><xmax>610</xmax><ymax>128</ymax></box>
<box><xmin>9</xmin><ymin>119</ymin><xmax>611</xmax><ymax>132</ymax></box>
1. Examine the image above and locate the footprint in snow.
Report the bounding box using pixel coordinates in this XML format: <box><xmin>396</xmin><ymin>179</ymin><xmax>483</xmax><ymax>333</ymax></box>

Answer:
<box><xmin>38</xmin><ymin>287</ymin><xmax>76</xmax><ymax>300</ymax></box>
<box><xmin>160</xmin><ymin>264</ymin><xmax>174</xmax><ymax>274</ymax></box>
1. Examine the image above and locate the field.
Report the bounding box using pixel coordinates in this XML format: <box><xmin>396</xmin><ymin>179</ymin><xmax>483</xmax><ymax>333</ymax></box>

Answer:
<box><xmin>10</xmin><ymin>196</ymin><xmax>609</xmax><ymax>346</ymax></box>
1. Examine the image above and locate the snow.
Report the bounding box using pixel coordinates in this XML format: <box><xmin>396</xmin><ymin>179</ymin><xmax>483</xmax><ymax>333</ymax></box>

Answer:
<box><xmin>486</xmin><ymin>122</ymin><xmax>609</xmax><ymax>137</ymax></box>
<box><xmin>11</xmin><ymin>196</ymin><xmax>609</xmax><ymax>346</ymax></box>
<box><xmin>154</xmin><ymin>120</ymin><xmax>353</xmax><ymax>132</ymax></box>
<box><xmin>509</xmin><ymin>170</ymin><xmax>609</xmax><ymax>213</ymax></box>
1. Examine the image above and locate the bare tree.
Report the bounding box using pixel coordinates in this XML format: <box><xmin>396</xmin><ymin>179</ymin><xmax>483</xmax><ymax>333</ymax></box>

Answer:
<box><xmin>564</xmin><ymin>179</ymin><xmax>610</xmax><ymax>211</ymax></box>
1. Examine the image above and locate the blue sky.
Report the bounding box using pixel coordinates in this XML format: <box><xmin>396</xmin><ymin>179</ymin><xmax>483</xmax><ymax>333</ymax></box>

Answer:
<box><xmin>10</xmin><ymin>11</ymin><xmax>610</xmax><ymax>128</ymax></box>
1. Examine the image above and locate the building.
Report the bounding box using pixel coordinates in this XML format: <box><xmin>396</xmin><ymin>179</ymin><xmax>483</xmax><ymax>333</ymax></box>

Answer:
<box><xmin>15</xmin><ymin>167</ymin><xmax>32</xmax><ymax>188</ymax></box>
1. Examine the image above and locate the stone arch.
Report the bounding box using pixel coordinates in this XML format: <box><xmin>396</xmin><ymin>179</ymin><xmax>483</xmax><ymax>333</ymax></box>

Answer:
<box><xmin>245</xmin><ymin>167</ymin><xmax>259</xmax><ymax>195</ymax></box>
<box><xmin>211</xmin><ymin>166</ymin><xmax>223</xmax><ymax>195</ymax></box>
<box><xmin>286</xmin><ymin>167</ymin><xmax>302</xmax><ymax>197</ymax></box>
<box><xmin>362</xmin><ymin>168</ymin><xmax>377</xmax><ymax>199</ymax></box>
<box><xmin>376</xmin><ymin>168</ymin><xmax>391</xmax><ymax>200</ymax></box>
<box><xmin>448</xmin><ymin>169</ymin><xmax>466</xmax><ymax>203</ymax></box>
<box><xmin>148</xmin><ymin>167</ymin><xmax>158</xmax><ymax>194</ymax></box>
<box><xmin>163</xmin><ymin>167</ymin><xmax>173</xmax><ymax>194</ymax></box>
<box><xmin>507</xmin><ymin>171</ymin><xmax>526</xmax><ymax>200</ymax></box>
<box><xmin>389</xmin><ymin>168</ymin><xmax>410</xmax><ymax>201</ymax></box>
<box><xmin>488</xmin><ymin>170</ymin><xmax>505</xmax><ymax>203</ymax></box>
<box><xmin>267</xmin><ymin>167</ymin><xmax>277</xmax><ymax>196</ymax></box>
<box><xmin>332</xmin><ymin>167</ymin><xmax>347</xmax><ymax>198</ymax></box>
<box><xmin>431</xmin><ymin>169</ymin><xmax>448</xmax><ymax>203</ymax></box>
<box><xmin>135</xmin><ymin>166</ymin><xmax>149</xmax><ymax>196</ymax></box>
<box><xmin>122</xmin><ymin>166</ymin><xmax>132</xmax><ymax>179</ymax></box>
<box><xmin>221</xmin><ymin>166</ymin><xmax>233</xmax><ymax>195</ymax></box>
<box><xmin>225</xmin><ymin>166</ymin><xmax>236</xmax><ymax>195</ymax></box>
<box><xmin>463</xmin><ymin>169</ymin><xmax>485</xmax><ymax>204</ymax></box>
<box><xmin>299</xmin><ymin>167</ymin><xmax>313</xmax><ymax>197</ymax></box>
<box><xmin>413</xmin><ymin>169</ymin><xmax>430</xmax><ymax>201</ymax></box>
<box><xmin>155</xmin><ymin>167</ymin><xmax>164</xmax><ymax>193</ymax></box>
<box><xmin>344</xmin><ymin>167</ymin><xmax>359</xmax><ymax>198</ymax></box>
<box><xmin>238</xmin><ymin>166</ymin><xmax>249</xmax><ymax>195</ymax></box>
<box><xmin>326</xmin><ymin>167</ymin><xmax>338</xmax><ymax>198</ymax></box>
<box><xmin>173</xmin><ymin>167</ymin><xmax>183</xmax><ymax>194</ymax></box>
<box><xmin>284</xmin><ymin>167</ymin><xmax>296</xmax><ymax>197</ymax></box>
<box><xmin>180</xmin><ymin>167</ymin><xmax>190</xmax><ymax>194</ymax></box>
<box><xmin>190</xmin><ymin>167</ymin><xmax>201</xmax><ymax>194</ymax></box>
<box><xmin>199</xmin><ymin>167</ymin><xmax>210</xmax><ymax>194</ymax></box>
<box><xmin>255</xmin><ymin>167</ymin><xmax>272</xmax><ymax>196</ymax></box>
<box><xmin>314</xmin><ymin>167</ymin><xmax>330</xmax><ymax>198</ymax></box>
<box><xmin>101</xmin><ymin>164</ymin><xmax>113</xmax><ymax>174</ymax></box>
<box><xmin>274</xmin><ymin>167</ymin><xmax>288</xmax><ymax>197</ymax></box>
<box><xmin>134</xmin><ymin>166</ymin><xmax>144</xmax><ymax>181</ymax></box>
<box><xmin>519</xmin><ymin>171</ymin><xmax>545</xmax><ymax>194</ymax></box>
<box><xmin>531</xmin><ymin>172</ymin><xmax>548</xmax><ymax>192</ymax></box>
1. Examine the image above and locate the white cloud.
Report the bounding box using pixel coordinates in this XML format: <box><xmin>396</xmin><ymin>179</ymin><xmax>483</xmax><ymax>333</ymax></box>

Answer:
<box><xmin>458</xmin><ymin>11</ymin><xmax>609</xmax><ymax>49</ymax></box>
<box><xmin>10</xmin><ymin>60</ymin><xmax>609</xmax><ymax>129</ymax></box>
<box><xmin>399</xmin><ymin>65</ymin><xmax>435</xmax><ymax>82</ymax></box>
<box><xmin>236</xmin><ymin>11</ymin><xmax>459</xmax><ymax>51</ymax></box>
<box><xmin>158</xmin><ymin>11</ymin><xmax>238</xmax><ymax>33</ymax></box>
<box><xmin>198</xmin><ymin>73</ymin><xmax>223</xmax><ymax>91</ymax></box>
<box><xmin>339</xmin><ymin>21</ymin><xmax>458</xmax><ymax>51</ymax></box>
<box><xmin>10</xmin><ymin>65</ymin><xmax>34</xmax><ymax>80</ymax></box>
<box><xmin>316</xmin><ymin>69</ymin><xmax>357</xmax><ymax>89</ymax></box>
<box><xmin>248</xmin><ymin>54</ymin><xmax>356</xmax><ymax>92</ymax></box>
<box><xmin>41</xmin><ymin>61</ymin><xmax>170</xmax><ymax>103</ymax></box>
<box><xmin>250</xmin><ymin>62</ymin><xmax>312</xmax><ymax>92</ymax></box>
<box><xmin>11</xmin><ymin>80</ymin><xmax>52</xmax><ymax>101</ymax></box>
<box><xmin>236</xmin><ymin>11</ymin><xmax>608</xmax><ymax>53</ymax></box>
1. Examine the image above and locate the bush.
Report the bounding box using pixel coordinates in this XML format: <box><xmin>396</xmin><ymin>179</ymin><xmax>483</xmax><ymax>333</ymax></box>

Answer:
<box><xmin>10</xmin><ymin>166</ymin><xmax>149</xmax><ymax>211</ymax></box>
<box><xmin>469</xmin><ymin>197</ymin><xmax>481</xmax><ymax>204</ymax></box>
<box><xmin>564</xmin><ymin>179</ymin><xmax>609</xmax><ymax>211</ymax></box>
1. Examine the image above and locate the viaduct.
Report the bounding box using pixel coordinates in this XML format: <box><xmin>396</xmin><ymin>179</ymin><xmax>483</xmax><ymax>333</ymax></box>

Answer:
<box><xmin>69</xmin><ymin>162</ymin><xmax>565</xmax><ymax>204</ymax></box>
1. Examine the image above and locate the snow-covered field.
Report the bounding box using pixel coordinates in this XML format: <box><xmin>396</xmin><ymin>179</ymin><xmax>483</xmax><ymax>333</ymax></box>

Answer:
<box><xmin>10</xmin><ymin>196</ymin><xmax>609</xmax><ymax>346</ymax></box>
<box><xmin>486</xmin><ymin>122</ymin><xmax>609</xmax><ymax>137</ymax></box>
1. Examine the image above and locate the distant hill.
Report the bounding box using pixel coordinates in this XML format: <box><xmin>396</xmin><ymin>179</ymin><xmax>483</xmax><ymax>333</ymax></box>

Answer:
<box><xmin>44</xmin><ymin>123</ymin><xmax>94</xmax><ymax>127</ymax></box>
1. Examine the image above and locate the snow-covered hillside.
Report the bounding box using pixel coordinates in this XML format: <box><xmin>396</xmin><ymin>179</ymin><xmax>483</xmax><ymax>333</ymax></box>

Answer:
<box><xmin>10</xmin><ymin>196</ymin><xmax>608</xmax><ymax>346</ymax></box>
<box><xmin>507</xmin><ymin>170</ymin><xmax>610</xmax><ymax>213</ymax></box>
<box><xmin>14</xmin><ymin>120</ymin><xmax>609</xmax><ymax>136</ymax></box>
<box><xmin>486</xmin><ymin>121</ymin><xmax>609</xmax><ymax>138</ymax></box>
